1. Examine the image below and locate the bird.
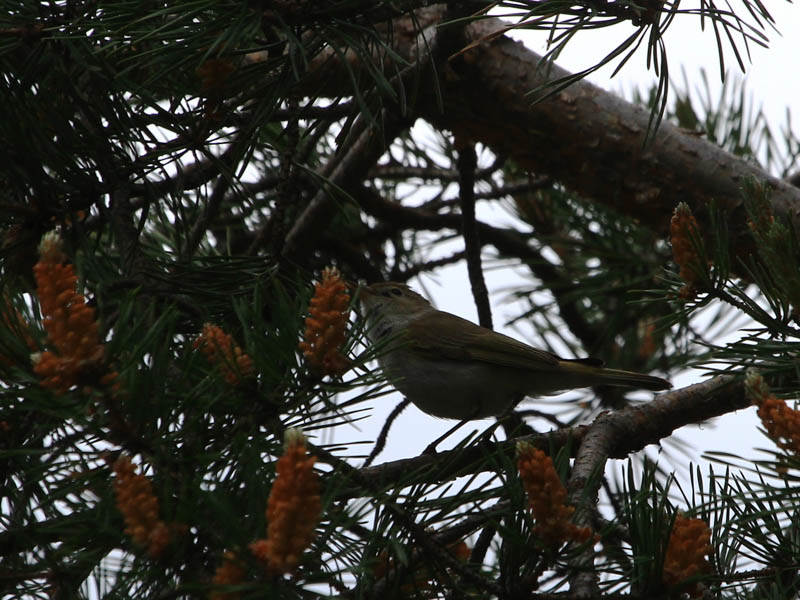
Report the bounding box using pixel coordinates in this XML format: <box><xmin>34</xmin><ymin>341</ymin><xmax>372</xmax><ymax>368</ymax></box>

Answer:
<box><xmin>358</xmin><ymin>281</ymin><xmax>671</xmax><ymax>420</ymax></box>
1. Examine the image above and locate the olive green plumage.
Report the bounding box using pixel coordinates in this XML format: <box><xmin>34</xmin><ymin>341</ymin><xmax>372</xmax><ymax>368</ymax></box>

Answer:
<box><xmin>359</xmin><ymin>282</ymin><xmax>670</xmax><ymax>419</ymax></box>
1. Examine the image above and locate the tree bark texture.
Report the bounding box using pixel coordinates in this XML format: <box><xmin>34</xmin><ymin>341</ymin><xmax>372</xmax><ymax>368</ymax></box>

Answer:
<box><xmin>303</xmin><ymin>6</ymin><xmax>800</xmax><ymax>256</ymax></box>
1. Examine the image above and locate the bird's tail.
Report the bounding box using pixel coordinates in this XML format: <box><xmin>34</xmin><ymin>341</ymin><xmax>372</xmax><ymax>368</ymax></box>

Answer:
<box><xmin>562</xmin><ymin>359</ymin><xmax>672</xmax><ymax>391</ymax></box>
<box><xmin>594</xmin><ymin>368</ymin><xmax>672</xmax><ymax>391</ymax></box>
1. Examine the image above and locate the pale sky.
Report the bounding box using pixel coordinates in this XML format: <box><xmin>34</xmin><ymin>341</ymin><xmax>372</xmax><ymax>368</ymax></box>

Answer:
<box><xmin>513</xmin><ymin>0</ymin><xmax>800</xmax><ymax>137</ymax></box>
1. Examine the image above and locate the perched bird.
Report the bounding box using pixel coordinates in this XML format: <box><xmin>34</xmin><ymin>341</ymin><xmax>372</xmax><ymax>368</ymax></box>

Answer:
<box><xmin>358</xmin><ymin>282</ymin><xmax>671</xmax><ymax>419</ymax></box>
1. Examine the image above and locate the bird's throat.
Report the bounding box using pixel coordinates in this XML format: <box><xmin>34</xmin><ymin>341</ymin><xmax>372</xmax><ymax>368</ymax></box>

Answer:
<box><xmin>366</xmin><ymin>303</ymin><xmax>429</xmax><ymax>344</ymax></box>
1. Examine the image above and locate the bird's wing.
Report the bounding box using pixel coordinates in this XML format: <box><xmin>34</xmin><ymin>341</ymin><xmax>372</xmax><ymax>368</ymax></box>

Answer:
<box><xmin>407</xmin><ymin>311</ymin><xmax>561</xmax><ymax>370</ymax></box>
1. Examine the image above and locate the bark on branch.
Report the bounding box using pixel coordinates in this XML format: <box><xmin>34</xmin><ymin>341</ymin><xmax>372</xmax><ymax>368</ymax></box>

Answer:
<box><xmin>300</xmin><ymin>6</ymin><xmax>800</xmax><ymax>257</ymax></box>
<box><xmin>330</xmin><ymin>374</ymin><xmax>747</xmax><ymax>499</ymax></box>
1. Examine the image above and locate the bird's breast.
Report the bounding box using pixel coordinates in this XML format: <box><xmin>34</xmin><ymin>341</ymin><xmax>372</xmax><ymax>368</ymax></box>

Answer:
<box><xmin>379</xmin><ymin>351</ymin><xmax>527</xmax><ymax>419</ymax></box>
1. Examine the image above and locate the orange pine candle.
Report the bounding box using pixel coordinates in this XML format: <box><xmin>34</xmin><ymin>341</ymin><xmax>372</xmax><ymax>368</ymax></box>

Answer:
<box><xmin>32</xmin><ymin>232</ymin><xmax>116</xmax><ymax>393</ymax></box>
<box><xmin>298</xmin><ymin>267</ymin><xmax>352</xmax><ymax>377</ymax></box>
<box><xmin>747</xmin><ymin>370</ymin><xmax>800</xmax><ymax>455</ymax></box>
<box><xmin>663</xmin><ymin>514</ymin><xmax>712</xmax><ymax>596</ymax></box>
<box><xmin>250</xmin><ymin>429</ymin><xmax>321</xmax><ymax>575</ymax></box>
<box><xmin>517</xmin><ymin>442</ymin><xmax>593</xmax><ymax>547</ymax></box>
<box><xmin>113</xmin><ymin>456</ymin><xmax>173</xmax><ymax>558</ymax></box>
<box><xmin>194</xmin><ymin>323</ymin><xmax>254</xmax><ymax>385</ymax></box>
<box><xmin>669</xmin><ymin>202</ymin><xmax>704</xmax><ymax>299</ymax></box>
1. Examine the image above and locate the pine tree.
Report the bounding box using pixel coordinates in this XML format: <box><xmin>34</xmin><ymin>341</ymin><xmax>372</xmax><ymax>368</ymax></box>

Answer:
<box><xmin>2</xmin><ymin>2</ymin><xmax>800</xmax><ymax>598</ymax></box>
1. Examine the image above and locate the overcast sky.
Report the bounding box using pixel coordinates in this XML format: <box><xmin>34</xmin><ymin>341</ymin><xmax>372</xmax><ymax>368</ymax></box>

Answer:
<box><xmin>513</xmin><ymin>1</ymin><xmax>800</xmax><ymax>147</ymax></box>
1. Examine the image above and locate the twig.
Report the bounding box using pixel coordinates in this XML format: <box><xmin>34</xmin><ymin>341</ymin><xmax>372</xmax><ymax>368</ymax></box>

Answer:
<box><xmin>469</xmin><ymin>522</ymin><xmax>496</xmax><ymax>566</ymax></box>
<box><xmin>457</xmin><ymin>142</ymin><xmax>492</xmax><ymax>329</ymax></box>
<box><xmin>183</xmin><ymin>129</ymin><xmax>253</xmax><ymax>259</ymax></box>
<box><xmin>363</xmin><ymin>398</ymin><xmax>411</xmax><ymax>467</ymax></box>
<box><xmin>396</xmin><ymin>250</ymin><xmax>467</xmax><ymax>282</ymax></box>
<box><xmin>271</xmin><ymin>98</ymin><xmax>301</xmax><ymax>258</ymax></box>
<box><xmin>474</xmin><ymin>178</ymin><xmax>552</xmax><ymax>201</ymax></box>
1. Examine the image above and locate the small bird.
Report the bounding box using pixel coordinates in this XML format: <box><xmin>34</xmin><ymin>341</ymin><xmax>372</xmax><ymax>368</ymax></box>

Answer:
<box><xmin>358</xmin><ymin>282</ymin><xmax>671</xmax><ymax>420</ymax></box>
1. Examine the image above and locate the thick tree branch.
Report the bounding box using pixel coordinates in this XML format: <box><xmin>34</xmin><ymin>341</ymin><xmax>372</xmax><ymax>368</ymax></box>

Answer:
<box><xmin>566</xmin><ymin>411</ymin><xmax>618</xmax><ymax>596</ymax></box>
<box><xmin>301</xmin><ymin>6</ymin><xmax>800</xmax><ymax>259</ymax></box>
<box><xmin>331</xmin><ymin>374</ymin><xmax>746</xmax><ymax>499</ymax></box>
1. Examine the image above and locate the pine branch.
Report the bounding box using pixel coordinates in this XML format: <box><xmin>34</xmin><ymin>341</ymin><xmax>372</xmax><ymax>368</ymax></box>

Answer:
<box><xmin>297</xmin><ymin>7</ymin><xmax>800</xmax><ymax>266</ymax></box>
<box><xmin>332</xmin><ymin>374</ymin><xmax>746</xmax><ymax>500</ymax></box>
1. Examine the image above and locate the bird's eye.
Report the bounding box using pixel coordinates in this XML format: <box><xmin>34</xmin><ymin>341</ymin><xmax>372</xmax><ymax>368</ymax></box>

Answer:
<box><xmin>391</xmin><ymin>288</ymin><xmax>403</xmax><ymax>296</ymax></box>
